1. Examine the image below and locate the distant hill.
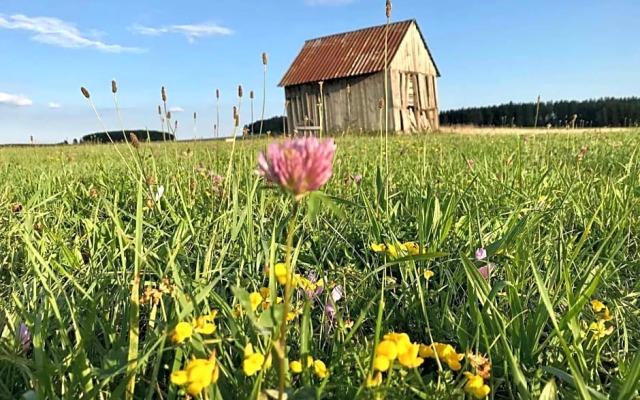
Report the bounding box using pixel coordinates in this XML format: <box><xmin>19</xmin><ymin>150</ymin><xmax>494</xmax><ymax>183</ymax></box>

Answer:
<box><xmin>81</xmin><ymin>129</ymin><xmax>175</xmax><ymax>143</ymax></box>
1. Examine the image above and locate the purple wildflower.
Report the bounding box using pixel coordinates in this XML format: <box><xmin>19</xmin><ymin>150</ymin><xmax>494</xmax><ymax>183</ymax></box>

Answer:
<box><xmin>353</xmin><ymin>174</ymin><xmax>363</xmax><ymax>184</ymax></box>
<box><xmin>18</xmin><ymin>323</ymin><xmax>31</xmax><ymax>351</ymax></box>
<box><xmin>257</xmin><ymin>137</ymin><xmax>336</xmax><ymax>200</ymax></box>
<box><xmin>475</xmin><ymin>247</ymin><xmax>487</xmax><ymax>261</ymax></box>
<box><xmin>325</xmin><ymin>285</ymin><xmax>344</xmax><ymax>320</ymax></box>
<box><xmin>477</xmin><ymin>263</ymin><xmax>496</xmax><ymax>279</ymax></box>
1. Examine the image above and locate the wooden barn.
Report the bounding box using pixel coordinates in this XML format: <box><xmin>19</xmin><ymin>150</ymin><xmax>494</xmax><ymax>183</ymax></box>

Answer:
<box><xmin>278</xmin><ymin>19</ymin><xmax>440</xmax><ymax>135</ymax></box>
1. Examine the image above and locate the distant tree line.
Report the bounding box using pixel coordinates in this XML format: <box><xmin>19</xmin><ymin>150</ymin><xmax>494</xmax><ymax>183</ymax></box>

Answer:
<box><xmin>244</xmin><ymin>116</ymin><xmax>287</xmax><ymax>135</ymax></box>
<box><xmin>439</xmin><ymin>97</ymin><xmax>640</xmax><ymax>128</ymax></box>
<box><xmin>81</xmin><ymin>130</ymin><xmax>175</xmax><ymax>143</ymax></box>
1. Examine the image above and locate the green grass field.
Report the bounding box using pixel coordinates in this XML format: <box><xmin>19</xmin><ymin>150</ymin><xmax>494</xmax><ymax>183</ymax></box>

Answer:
<box><xmin>1</xmin><ymin>130</ymin><xmax>639</xmax><ymax>399</ymax></box>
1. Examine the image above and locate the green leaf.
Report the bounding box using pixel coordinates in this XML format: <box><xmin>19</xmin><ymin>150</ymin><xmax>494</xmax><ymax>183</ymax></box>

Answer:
<box><xmin>539</xmin><ymin>379</ymin><xmax>558</xmax><ymax>400</ymax></box>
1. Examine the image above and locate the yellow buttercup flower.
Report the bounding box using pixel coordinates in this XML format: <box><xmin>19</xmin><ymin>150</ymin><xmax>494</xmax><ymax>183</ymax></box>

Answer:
<box><xmin>419</xmin><ymin>343</ymin><xmax>464</xmax><ymax>371</ymax></box>
<box><xmin>274</xmin><ymin>263</ymin><xmax>288</xmax><ymax>285</ymax></box>
<box><xmin>370</xmin><ymin>243</ymin><xmax>386</xmax><ymax>253</ymax></box>
<box><xmin>366</xmin><ymin>371</ymin><xmax>383</xmax><ymax>387</ymax></box>
<box><xmin>170</xmin><ymin>355</ymin><xmax>219</xmax><ymax>396</ymax></box>
<box><xmin>403</xmin><ymin>241</ymin><xmax>420</xmax><ymax>255</ymax></box>
<box><xmin>590</xmin><ymin>299</ymin><xmax>606</xmax><ymax>312</ymax></box>
<box><xmin>463</xmin><ymin>371</ymin><xmax>491</xmax><ymax>398</ymax></box>
<box><xmin>249</xmin><ymin>292</ymin><xmax>263</xmax><ymax>312</ymax></box>
<box><xmin>591</xmin><ymin>299</ymin><xmax>613</xmax><ymax>321</ymax></box>
<box><xmin>233</xmin><ymin>303</ymin><xmax>244</xmax><ymax>318</ymax></box>
<box><xmin>589</xmin><ymin>320</ymin><xmax>614</xmax><ymax>340</ymax></box>
<box><xmin>373</xmin><ymin>355</ymin><xmax>391</xmax><ymax>372</ymax></box>
<box><xmin>423</xmin><ymin>269</ymin><xmax>434</xmax><ymax>280</ymax></box>
<box><xmin>313</xmin><ymin>359</ymin><xmax>328</xmax><ymax>378</ymax></box>
<box><xmin>375</xmin><ymin>340</ymin><xmax>398</xmax><ymax>360</ymax></box>
<box><xmin>170</xmin><ymin>321</ymin><xmax>193</xmax><ymax>344</ymax></box>
<box><xmin>290</xmin><ymin>360</ymin><xmax>303</xmax><ymax>373</ymax></box>
<box><xmin>386</xmin><ymin>245</ymin><xmax>398</xmax><ymax>258</ymax></box>
<box><xmin>242</xmin><ymin>343</ymin><xmax>266</xmax><ymax>376</ymax></box>
<box><xmin>193</xmin><ymin>310</ymin><xmax>217</xmax><ymax>335</ymax></box>
<box><xmin>396</xmin><ymin>343</ymin><xmax>424</xmax><ymax>368</ymax></box>
<box><xmin>383</xmin><ymin>333</ymin><xmax>412</xmax><ymax>355</ymax></box>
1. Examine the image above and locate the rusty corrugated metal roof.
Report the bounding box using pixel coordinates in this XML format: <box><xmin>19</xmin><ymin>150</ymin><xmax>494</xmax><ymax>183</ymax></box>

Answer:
<box><xmin>278</xmin><ymin>19</ymin><xmax>439</xmax><ymax>87</ymax></box>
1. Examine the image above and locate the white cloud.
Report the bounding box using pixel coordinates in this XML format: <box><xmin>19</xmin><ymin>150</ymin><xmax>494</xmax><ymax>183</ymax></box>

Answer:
<box><xmin>168</xmin><ymin>106</ymin><xmax>184</xmax><ymax>113</ymax></box>
<box><xmin>0</xmin><ymin>92</ymin><xmax>32</xmax><ymax>107</ymax></box>
<box><xmin>131</xmin><ymin>22</ymin><xmax>232</xmax><ymax>43</ymax></box>
<box><xmin>48</xmin><ymin>102</ymin><xmax>61</xmax><ymax>109</ymax></box>
<box><xmin>306</xmin><ymin>0</ymin><xmax>357</xmax><ymax>5</ymax></box>
<box><xmin>0</xmin><ymin>14</ymin><xmax>145</xmax><ymax>53</ymax></box>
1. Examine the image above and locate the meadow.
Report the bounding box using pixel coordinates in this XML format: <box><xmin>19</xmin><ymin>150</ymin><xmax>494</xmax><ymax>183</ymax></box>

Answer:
<box><xmin>1</xmin><ymin>129</ymin><xmax>639</xmax><ymax>399</ymax></box>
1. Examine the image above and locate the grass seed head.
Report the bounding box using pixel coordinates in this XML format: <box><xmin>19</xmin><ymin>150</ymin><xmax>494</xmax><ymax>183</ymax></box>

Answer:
<box><xmin>378</xmin><ymin>98</ymin><xmax>384</xmax><ymax>109</ymax></box>
<box><xmin>129</xmin><ymin>133</ymin><xmax>141</xmax><ymax>148</ymax></box>
<box><xmin>386</xmin><ymin>0</ymin><xmax>392</xmax><ymax>18</ymax></box>
<box><xmin>111</xmin><ymin>79</ymin><xmax>117</xmax><ymax>94</ymax></box>
<box><xmin>161</xmin><ymin>86</ymin><xmax>167</xmax><ymax>102</ymax></box>
<box><xmin>81</xmin><ymin>87</ymin><xmax>90</xmax><ymax>99</ymax></box>
<box><xmin>216</xmin><ymin>89</ymin><xmax>220</xmax><ymax>99</ymax></box>
<box><xmin>250</xmin><ymin>90</ymin><xmax>254</xmax><ymax>99</ymax></box>
<box><xmin>238</xmin><ymin>85</ymin><xmax>243</xmax><ymax>98</ymax></box>
<box><xmin>166</xmin><ymin>111</ymin><xmax>172</xmax><ymax>120</ymax></box>
<box><xmin>157</xmin><ymin>105</ymin><xmax>162</xmax><ymax>115</ymax></box>
<box><xmin>262</xmin><ymin>52</ymin><xmax>268</xmax><ymax>65</ymax></box>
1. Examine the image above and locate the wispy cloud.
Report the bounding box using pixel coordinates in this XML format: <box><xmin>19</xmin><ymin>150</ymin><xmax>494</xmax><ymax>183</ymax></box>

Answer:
<box><xmin>130</xmin><ymin>22</ymin><xmax>232</xmax><ymax>43</ymax></box>
<box><xmin>48</xmin><ymin>102</ymin><xmax>61</xmax><ymax>109</ymax></box>
<box><xmin>0</xmin><ymin>92</ymin><xmax>33</xmax><ymax>107</ymax></box>
<box><xmin>0</xmin><ymin>14</ymin><xmax>144</xmax><ymax>53</ymax></box>
<box><xmin>168</xmin><ymin>106</ymin><xmax>184</xmax><ymax>113</ymax></box>
<box><xmin>305</xmin><ymin>0</ymin><xmax>357</xmax><ymax>5</ymax></box>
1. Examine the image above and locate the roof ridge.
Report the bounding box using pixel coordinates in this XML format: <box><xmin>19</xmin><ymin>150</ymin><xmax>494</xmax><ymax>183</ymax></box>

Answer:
<box><xmin>303</xmin><ymin>19</ymin><xmax>415</xmax><ymax>43</ymax></box>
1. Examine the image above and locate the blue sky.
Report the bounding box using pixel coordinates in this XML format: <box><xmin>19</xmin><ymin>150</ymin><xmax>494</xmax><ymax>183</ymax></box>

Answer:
<box><xmin>1</xmin><ymin>0</ymin><xmax>638</xmax><ymax>143</ymax></box>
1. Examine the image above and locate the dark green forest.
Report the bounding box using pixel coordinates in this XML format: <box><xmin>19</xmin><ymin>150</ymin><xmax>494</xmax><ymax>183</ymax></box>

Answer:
<box><xmin>81</xmin><ymin>130</ymin><xmax>175</xmax><ymax>143</ymax></box>
<box><xmin>244</xmin><ymin>116</ymin><xmax>287</xmax><ymax>135</ymax></box>
<box><xmin>439</xmin><ymin>97</ymin><xmax>640</xmax><ymax>128</ymax></box>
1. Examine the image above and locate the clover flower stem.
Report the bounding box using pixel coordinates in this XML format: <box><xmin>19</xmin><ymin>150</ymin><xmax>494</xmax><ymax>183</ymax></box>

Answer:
<box><xmin>278</xmin><ymin>200</ymin><xmax>299</xmax><ymax>399</ymax></box>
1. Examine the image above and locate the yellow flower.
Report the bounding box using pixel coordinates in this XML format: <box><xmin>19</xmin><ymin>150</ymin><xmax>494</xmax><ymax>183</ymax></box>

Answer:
<box><xmin>242</xmin><ymin>343</ymin><xmax>266</xmax><ymax>376</ymax></box>
<box><xmin>373</xmin><ymin>355</ymin><xmax>391</xmax><ymax>372</ymax></box>
<box><xmin>463</xmin><ymin>372</ymin><xmax>491</xmax><ymax>398</ymax></box>
<box><xmin>249</xmin><ymin>292</ymin><xmax>263</xmax><ymax>312</ymax></box>
<box><xmin>423</xmin><ymin>269</ymin><xmax>434</xmax><ymax>280</ymax></box>
<box><xmin>396</xmin><ymin>343</ymin><xmax>424</xmax><ymax>368</ymax></box>
<box><xmin>419</xmin><ymin>343</ymin><xmax>464</xmax><ymax>371</ymax></box>
<box><xmin>386</xmin><ymin>245</ymin><xmax>398</xmax><ymax>258</ymax></box>
<box><xmin>233</xmin><ymin>303</ymin><xmax>244</xmax><ymax>318</ymax></box>
<box><xmin>366</xmin><ymin>371</ymin><xmax>383</xmax><ymax>387</ymax></box>
<box><xmin>590</xmin><ymin>299</ymin><xmax>606</xmax><ymax>312</ymax></box>
<box><xmin>304</xmin><ymin>355</ymin><xmax>314</xmax><ymax>368</ymax></box>
<box><xmin>403</xmin><ymin>242</ymin><xmax>420</xmax><ymax>255</ymax></box>
<box><xmin>383</xmin><ymin>333</ymin><xmax>412</xmax><ymax>355</ymax></box>
<box><xmin>170</xmin><ymin>355</ymin><xmax>219</xmax><ymax>396</ymax></box>
<box><xmin>370</xmin><ymin>243</ymin><xmax>386</xmax><ymax>253</ymax></box>
<box><xmin>274</xmin><ymin>263</ymin><xmax>288</xmax><ymax>285</ymax></box>
<box><xmin>290</xmin><ymin>360</ymin><xmax>303</xmax><ymax>373</ymax></box>
<box><xmin>375</xmin><ymin>340</ymin><xmax>398</xmax><ymax>360</ymax></box>
<box><xmin>286</xmin><ymin>310</ymin><xmax>298</xmax><ymax>322</ymax></box>
<box><xmin>313</xmin><ymin>359</ymin><xmax>328</xmax><ymax>378</ymax></box>
<box><xmin>589</xmin><ymin>320</ymin><xmax>614</xmax><ymax>340</ymax></box>
<box><xmin>170</xmin><ymin>321</ymin><xmax>193</xmax><ymax>344</ymax></box>
<box><xmin>591</xmin><ymin>299</ymin><xmax>613</xmax><ymax>321</ymax></box>
<box><xmin>193</xmin><ymin>310</ymin><xmax>217</xmax><ymax>335</ymax></box>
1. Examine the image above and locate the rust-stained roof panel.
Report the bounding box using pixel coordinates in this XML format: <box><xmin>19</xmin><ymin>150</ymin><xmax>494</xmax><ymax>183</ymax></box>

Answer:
<box><xmin>279</xmin><ymin>19</ymin><xmax>439</xmax><ymax>87</ymax></box>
